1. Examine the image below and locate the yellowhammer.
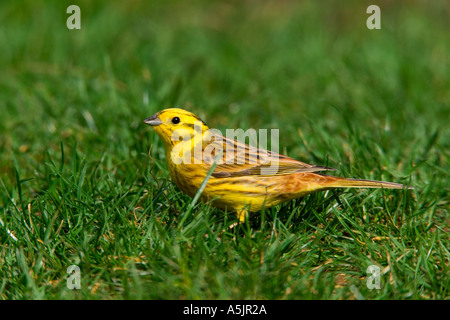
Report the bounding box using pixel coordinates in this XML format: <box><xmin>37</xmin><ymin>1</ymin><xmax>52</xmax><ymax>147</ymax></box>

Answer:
<box><xmin>144</xmin><ymin>108</ymin><xmax>413</xmax><ymax>222</ymax></box>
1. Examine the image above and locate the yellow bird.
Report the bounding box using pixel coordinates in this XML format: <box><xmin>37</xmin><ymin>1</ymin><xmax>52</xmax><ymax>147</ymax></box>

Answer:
<box><xmin>144</xmin><ymin>108</ymin><xmax>412</xmax><ymax>222</ymax></box>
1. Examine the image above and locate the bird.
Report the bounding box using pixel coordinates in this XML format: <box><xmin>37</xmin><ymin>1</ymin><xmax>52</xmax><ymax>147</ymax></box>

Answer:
<box><xmin>144</xmin><ymin>108</ymin><xmax>413</xmax><ymax>223</ymax></box>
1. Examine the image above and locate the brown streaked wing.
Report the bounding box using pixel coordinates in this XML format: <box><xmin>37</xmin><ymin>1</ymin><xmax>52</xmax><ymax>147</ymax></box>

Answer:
<box><xmin>207</xmin><ymin>135</ymin><xmax>335</xmax><ymax>178</ymax></box>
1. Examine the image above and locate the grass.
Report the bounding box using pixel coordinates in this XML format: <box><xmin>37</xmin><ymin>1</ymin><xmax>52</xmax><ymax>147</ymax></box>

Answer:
<box><xmin>0</xmin><ymin>0</ymin><xmax>448</xmax><ymax>299</ymax></box>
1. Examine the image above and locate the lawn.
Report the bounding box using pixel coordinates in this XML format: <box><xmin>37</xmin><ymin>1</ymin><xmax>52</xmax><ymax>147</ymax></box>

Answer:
<box><xmin>0</xmin><ymin>0</ymin><xmax>448</xmax><ymax>299</ymax></box>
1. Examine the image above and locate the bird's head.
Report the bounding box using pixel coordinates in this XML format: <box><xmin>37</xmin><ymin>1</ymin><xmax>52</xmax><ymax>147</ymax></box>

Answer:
<box><xmin>143</xmin><ymin>108</ymin><xmax>210</xmax><ymax>147</ymax></box>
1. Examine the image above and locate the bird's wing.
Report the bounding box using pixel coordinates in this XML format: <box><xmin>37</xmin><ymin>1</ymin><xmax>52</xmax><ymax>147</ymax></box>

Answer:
<box><xmin>203</xmin><ymin>135</ymin><xmax>335</xmax><ymax>178</ymax></box>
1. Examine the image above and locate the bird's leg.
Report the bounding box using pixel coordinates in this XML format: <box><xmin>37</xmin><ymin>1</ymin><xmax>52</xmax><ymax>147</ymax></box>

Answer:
<box><xmin>225</xmin><ymin>209</ymin><xmax>248</xmax><ymax>230</ymax></box>
<box><xmin>236</xmin><ymin>209</ymin><xmax>248</xmax><ymax>223</ymax></box>
<box><xmin>218</xmin><ymin>209</ymin><xmax>249</xmax><ymax>231</ymax></box>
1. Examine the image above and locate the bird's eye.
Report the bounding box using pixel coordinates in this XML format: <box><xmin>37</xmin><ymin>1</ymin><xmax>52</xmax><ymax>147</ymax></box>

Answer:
<box><xmin>171</xmin><ymin>117</ymin><xmax>180</xmax><ymax>124</ymax></box>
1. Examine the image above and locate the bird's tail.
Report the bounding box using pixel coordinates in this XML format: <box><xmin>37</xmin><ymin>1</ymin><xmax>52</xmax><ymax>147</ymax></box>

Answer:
<box><xmin>327</xmin><ymin>177</ymin><xmax>413</xmax><ymax>190</ymax></box>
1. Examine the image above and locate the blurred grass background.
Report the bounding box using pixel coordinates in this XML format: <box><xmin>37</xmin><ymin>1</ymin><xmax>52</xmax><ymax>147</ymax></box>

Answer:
<box><xmin>0</xmin><ymin>0</ymin><xmax>448</xmax><ymax>299</ymax></box>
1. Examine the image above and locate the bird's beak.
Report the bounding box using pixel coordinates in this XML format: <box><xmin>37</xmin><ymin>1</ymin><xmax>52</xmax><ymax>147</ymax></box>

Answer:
<box><xmin>143</xmin><ymin>114</ymin><xmax>162</xmax><ymax>126</ymax></box>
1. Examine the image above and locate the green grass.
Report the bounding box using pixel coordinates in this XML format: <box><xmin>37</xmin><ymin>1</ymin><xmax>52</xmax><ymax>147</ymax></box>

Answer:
<box><xmin>0</xmin><ymin>0</ymin><xmax>448</xmax><ymax>299</ymax></box>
